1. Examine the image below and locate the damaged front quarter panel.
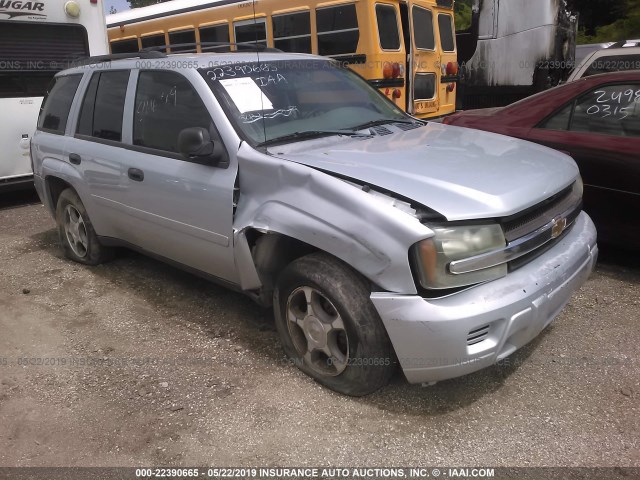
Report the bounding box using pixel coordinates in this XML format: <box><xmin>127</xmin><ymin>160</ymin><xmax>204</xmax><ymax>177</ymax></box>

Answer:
<box><xmin>232</xmin><ymin>142</ymin><xmax>433</xmax><ymax>296</ymax></box>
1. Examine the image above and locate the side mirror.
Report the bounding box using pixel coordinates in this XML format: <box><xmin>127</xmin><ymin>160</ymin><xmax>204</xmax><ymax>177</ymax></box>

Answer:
<box><xmin>178</xmin><ymin>127</ymin><xmax>215</xmax><ymax>159</ymax></box>
<box><xmin>177</xmin><ymin>127</ymin><xmax>229</xmax><ymax>168</ymax></box>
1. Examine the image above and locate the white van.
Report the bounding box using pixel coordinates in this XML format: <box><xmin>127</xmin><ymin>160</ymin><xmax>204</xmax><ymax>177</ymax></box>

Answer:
<box><xmin>568</xmin><ymin>46</ymin><xmax>640</xmax><ymax>82</ymax></box>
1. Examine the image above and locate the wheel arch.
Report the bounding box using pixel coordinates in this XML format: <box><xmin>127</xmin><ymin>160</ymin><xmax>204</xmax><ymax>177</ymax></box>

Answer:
<box><xmin>45</xmin><ymin>176</ymin><xmax>75</xmax><ymax>216</ymax></box>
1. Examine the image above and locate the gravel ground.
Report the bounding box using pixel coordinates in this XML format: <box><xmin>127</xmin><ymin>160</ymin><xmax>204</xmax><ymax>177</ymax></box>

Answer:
<box><xmin>0</xmin><ymin>191</ymin><xmax>638</xmax><ymax>468</ymax></box>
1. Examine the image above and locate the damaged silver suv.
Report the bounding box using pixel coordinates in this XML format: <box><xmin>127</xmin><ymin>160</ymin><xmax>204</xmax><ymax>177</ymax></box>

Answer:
<box><xmin>31</xmin><ymin>51</ymin><xmax>598</xmax><ymax>396</ymax></box>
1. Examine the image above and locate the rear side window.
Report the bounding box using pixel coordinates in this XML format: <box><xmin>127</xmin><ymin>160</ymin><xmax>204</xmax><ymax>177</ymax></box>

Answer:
<box><xmin>133</xmin><ymin>71</ymin><xmax>213</xmax><ymax>153</ymax></box>
<box><xmin>77</xmin><ymin>71</ymin><xmax>130</xmax><ymax>142</ymax></box>
<box><xmin>273</xmin><ymin>11</ymin><xmax>312</xmax><ymax>53</ymax></box>
<box><xmin>37</xmin><ymin>75</ymin><xmax>82</xmax><ymax>134</ymax></box>
<box><xmin>413</xmin><ymin>6</ymin><xmax>435</xmax><ymax>50</ymax></box>
<box><xmin>141</xmin><ymin>33</ymin><xmax>167</xmax><ymax>52</ymax></box>
<box><xmin>169</xmin><ymin>29</ymin><xmax>196</xmax><ymax>52</ymax></box>
<box><xmin>438</xmin><ymin>14</ymin><xmax>455</xmax><ymax>52</ymax></box>
<box><xmin>111</xmin><ymin>38</ymin><xmax>139</xmax><ymax>54</ymax></box>
<box><xmin>317</xmin><ymin>4</ymin><xmax>360</xmax><ymax>55</ymax></box>
<box><xmin>234</xmin><ymin>19</ymin><xmax>267</xmax><ymax>46</ymax></box>
<box><xmin>376</xmin><ymin>4</ymin><xmax>400</xmax><ymax>50</ymax></box>
<box><xmin>199</xmin><ymin>24</ymin><xmax>230</xmax><ymax>52</ymax></box>
<box><xmin>583</xmin><ymin>55</ymin><xmax>640</xmax><ymax>78</ymax></box>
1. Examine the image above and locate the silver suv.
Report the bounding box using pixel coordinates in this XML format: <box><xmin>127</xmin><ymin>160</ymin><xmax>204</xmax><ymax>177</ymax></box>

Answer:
<box><xmin>31</xmin><ymin>51</ymin><xmax>598</xmax><ymax>396</ymax></box>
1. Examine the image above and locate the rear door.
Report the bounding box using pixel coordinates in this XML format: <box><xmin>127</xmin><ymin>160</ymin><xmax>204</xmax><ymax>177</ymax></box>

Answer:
<box><xmin>68</xmin><ymin>69</ymin><xmax>133</xmax><ymax>241</ymax></box>
<box><xmin>529</xmin><ymin>82</ymin><xmax>640</xmax><ymax>245</ymax></box>
<box><xmin>409</xmin><ymin>2</ymin><xmax>439</xmax><ymax>116</ymax></box>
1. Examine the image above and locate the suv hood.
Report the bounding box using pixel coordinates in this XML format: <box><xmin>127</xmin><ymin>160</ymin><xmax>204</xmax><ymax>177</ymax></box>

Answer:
<box><xmin>270</xmin><ymin>123</ymin><xmax>578</xmax><ymax>221</ymax></box>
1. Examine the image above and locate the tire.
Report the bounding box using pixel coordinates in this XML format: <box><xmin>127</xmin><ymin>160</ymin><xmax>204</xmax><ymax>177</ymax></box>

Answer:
<box><xmin>55</xmin><ymin>188</ymin><xmax>113</xmax><ymax>265</ymax></box>
<box><xmin>274</xmin><ymin>252</ymin><xmax>396</xmax><ymax>396</ymax></box>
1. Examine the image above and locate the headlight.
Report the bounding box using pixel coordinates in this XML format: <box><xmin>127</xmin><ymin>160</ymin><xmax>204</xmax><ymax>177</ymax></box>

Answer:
<box><xmin>413</xmin><ymin>223</ymin><xmax>507</xmax><ymax>289</ymax></box>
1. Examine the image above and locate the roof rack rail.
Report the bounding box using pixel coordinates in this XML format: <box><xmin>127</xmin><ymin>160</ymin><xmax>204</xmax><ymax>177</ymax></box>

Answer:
<box><xmin>73</xmin><ymin>42</ymin><xmax>282</xmax><ymax>67</ymax></box>
<box><xmin>73</xmin><ymin>50</ymin><xmax>166</xmax><ymax>66</ymax></box>
<box><xmin>143</xmin><ymin>41</ymin><xmax>282</xmax><ymax>53</ymax></box>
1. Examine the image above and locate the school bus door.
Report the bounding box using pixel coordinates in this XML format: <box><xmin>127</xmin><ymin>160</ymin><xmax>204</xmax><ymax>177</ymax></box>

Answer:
<box><xmin>407</xmin><ymin>1</ymin><xmax>440</xmax><ymax>117</ymax></box>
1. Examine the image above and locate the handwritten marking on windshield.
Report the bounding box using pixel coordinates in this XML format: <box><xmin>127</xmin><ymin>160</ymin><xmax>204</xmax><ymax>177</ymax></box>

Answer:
<box><xmin>240</xmin><ymin>106</ymin><xmax>299</xmax><ymax>124</ymax></box>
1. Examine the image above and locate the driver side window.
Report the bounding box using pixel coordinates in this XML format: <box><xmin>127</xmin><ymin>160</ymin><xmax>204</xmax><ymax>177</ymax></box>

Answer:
<box><xmin>134</xmin><ymin>71</ymin><xmax>216</xmax><ymax>153</ymax></box>
<box><xmin>541</xmin><ymin>84</ymin><xmax>640</xmax><ymax>138</ymax></box>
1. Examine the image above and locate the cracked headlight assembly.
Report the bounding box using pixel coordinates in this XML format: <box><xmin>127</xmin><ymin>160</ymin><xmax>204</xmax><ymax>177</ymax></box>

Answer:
<box><xmin>413</xmin><ymin>223</ymin><xmax>507</xmax><ymax>289</ymax></box>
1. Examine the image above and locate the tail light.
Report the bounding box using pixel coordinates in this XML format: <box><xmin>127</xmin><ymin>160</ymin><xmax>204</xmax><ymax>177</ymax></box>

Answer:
<box><xmin>392</xmin><ymin>89</ymin><xmax>402</xmax><ymax>99</ymax></box>
<box><xmin>447</xmin><ymin>83</ymin><xmax>455</xmax><ymax>92</ymax></box>
<box><xmin>446</xmin><ymin>61</ymin><xmax>459</xmax><ymax>76</ymax></box>
<box><xmin>383</xmin><ymin>62</ymin><xmax>402</xmax><ymax>79</ymax></box>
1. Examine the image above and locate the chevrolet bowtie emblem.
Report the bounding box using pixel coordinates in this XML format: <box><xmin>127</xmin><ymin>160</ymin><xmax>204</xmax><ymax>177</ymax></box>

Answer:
<box><xmin>551</xmin><ymin>216</ymin><xmax>568</xmax><ymax>239</ymax></box>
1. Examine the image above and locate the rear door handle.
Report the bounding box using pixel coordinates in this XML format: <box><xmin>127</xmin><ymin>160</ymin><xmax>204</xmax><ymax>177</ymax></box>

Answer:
<box><xmin>128</xmin><ymin>168</ymin><xmax>144</xmax><ymax>182</ymax></box>
<box><xmin>69</xmin><ymin>153</ymin><xmax>81</xmax><ymax>165</ymax></box>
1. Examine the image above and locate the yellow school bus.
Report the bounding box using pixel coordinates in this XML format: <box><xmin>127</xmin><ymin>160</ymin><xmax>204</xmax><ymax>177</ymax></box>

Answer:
<box><xmin>106</xmin><ymin>0</ymin><xmax>458</xmax><ymax>119</ymax></box>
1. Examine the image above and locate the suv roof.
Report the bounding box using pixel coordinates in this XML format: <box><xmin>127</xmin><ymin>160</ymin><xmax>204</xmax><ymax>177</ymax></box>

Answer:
<box><xmin>61</xmin><ymin>51</ymin><xmax>325</xmax><ymax>76</ymax></box>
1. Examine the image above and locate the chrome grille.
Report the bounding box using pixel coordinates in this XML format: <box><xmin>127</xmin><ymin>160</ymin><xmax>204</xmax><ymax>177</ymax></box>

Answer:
<box><xmin>502</xmin><ymin>184</ymin><xmax>577</xmax><ymax>242</ymax></box>
<box><xmin>449</xmin><ymin>182</ymin><xmax>583</xmax><ymax>276</ymax></box>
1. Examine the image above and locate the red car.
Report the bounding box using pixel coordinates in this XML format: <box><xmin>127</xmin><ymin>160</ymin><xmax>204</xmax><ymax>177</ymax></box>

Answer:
<box><xmin>444</xmin><ymin>71</ymin><xmax>640</xmax><ymax>247</ymax></box>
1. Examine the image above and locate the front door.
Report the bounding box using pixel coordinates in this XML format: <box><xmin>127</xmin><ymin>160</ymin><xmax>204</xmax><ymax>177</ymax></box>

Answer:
<box><xmin>122</xmin><ymin>70</ymin><xmax>238</xmax><ymax>283</ymax></box>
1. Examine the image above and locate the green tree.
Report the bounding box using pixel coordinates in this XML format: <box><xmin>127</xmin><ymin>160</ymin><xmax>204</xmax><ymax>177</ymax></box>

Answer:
<box><xmin>567</xmin><ymin>0</ymin><xmax>627</xmax><ymax>37</ymax></box>
<box><xmin>575</xmin><ymin>0</ymin><xmax>640</xmax><ymax>43</ymax></box>
<box><xmin>454</xmin><ymin>0</ymin><xmax>473</xmax><ymax>31</ymax></box>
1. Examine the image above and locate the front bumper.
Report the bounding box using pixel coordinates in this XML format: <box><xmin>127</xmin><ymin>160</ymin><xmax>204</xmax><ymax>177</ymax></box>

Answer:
<box><xmin>371</xmin><ymin>211</ymin><xmax>598</xmax><ymax>384</ymax></box>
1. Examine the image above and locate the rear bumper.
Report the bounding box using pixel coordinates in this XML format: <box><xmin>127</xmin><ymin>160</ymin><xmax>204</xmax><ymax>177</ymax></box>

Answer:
<box><xmin>371</xmin><ymin>211</ymin><xmax>598</xmax><ymax>384</ymax></box>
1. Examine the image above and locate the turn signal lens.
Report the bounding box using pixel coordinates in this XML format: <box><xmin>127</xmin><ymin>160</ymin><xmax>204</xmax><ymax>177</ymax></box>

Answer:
<box><xmin>383</xmin><ymin>63</ymin><xmax>393</xmax><ymax>79</ymax></box>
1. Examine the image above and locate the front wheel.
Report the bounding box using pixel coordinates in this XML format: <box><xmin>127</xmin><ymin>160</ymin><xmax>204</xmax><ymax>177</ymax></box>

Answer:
<box><xmin>274</xmin><ymin>253</ymin><xmax>395</xmax><ymax>396</ymax></box>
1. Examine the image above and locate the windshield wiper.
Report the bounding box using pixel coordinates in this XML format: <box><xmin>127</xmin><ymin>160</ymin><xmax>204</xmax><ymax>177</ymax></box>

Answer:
<box><xmin>350</xmin><ymin>118</ymin><xmax>423</xmax><ymax>131</ymax></box>
<box><xmin>257</xmin><ymin>130</ymin><xmax>372</xmax><ymax>147</ymax></box>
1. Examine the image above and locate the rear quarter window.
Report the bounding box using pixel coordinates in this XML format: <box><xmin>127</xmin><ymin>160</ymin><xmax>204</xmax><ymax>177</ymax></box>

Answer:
<box><xmin>37</xmin><ymin>74</ymin><xmax>82</xmax><ymax>135</ymax></box>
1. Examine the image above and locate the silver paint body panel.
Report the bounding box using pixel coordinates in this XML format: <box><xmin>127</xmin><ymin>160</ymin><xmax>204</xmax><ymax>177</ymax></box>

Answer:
<box><xmin>31</xmin><ymin>53</ymin><xmax>597</xmax><ymax>384</ymax></box>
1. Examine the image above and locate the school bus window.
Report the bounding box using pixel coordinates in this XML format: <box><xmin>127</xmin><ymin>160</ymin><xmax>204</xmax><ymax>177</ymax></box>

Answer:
<box><xmin>414</xmin><ymin>73</ymin><xmax>436</xmax><ymax>100</ymax></box>
<box><xmin>169</xmin><ymin>29</ymin><xmax>196</xmax><ymax>52</ymax></box>
<box><xmin>413</xmin><ymin>6</ymin><xmax>435</xmax><ymax>50</ymax></box>
<box><xmin>199</xmin><ymin>24</ymin><xmax>230</xmax><ymax>52</ymax></box>
<box><xmin>375</xmin><ymin>4</ymin><xmax>400</xmax><ymax>51</ymax></box>
<box><xmin>437</xmin><ymin>14</ymin><xmax>455</xmax><ymax>52</ymax></box>
<box><xmin>234</xmin><ymin>19</ymin><xmax>267</xmax><ymax>46</ymax></box>
<box><xmin>273</xmin><ymin>11</ymin><xmax>312</xmax><ymax>54</ymax></box>
<box><xmin>111</xmin><ymin>38</ymin><xmax>138</xmax><ymax>54</ymax></box>
<box><xmin>316</xmin><ymin>4</ymin><xmax>359</xmax><ymax>56</ymax></box>
<box><xmin>141</xmin><ymin>33</ymin><xmax>167</xmax><ymax>51</ymax></box>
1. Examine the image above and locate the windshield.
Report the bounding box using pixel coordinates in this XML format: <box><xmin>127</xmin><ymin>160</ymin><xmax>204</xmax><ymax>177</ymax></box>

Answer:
<box><xmin>199</xmin><ymin>59</ymin><xmax>410</xmax><ymax>145</ymax></box>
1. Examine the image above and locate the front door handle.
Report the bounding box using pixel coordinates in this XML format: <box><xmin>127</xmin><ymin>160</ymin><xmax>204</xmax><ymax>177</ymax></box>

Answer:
<box><xmin>128</xmin><ymin>168</ymin><xmax>144</xmax><ymax>182</ymax></box>
<box><xmin>69</xmin><ymin>153</ymin><xmax>81</xmax><ymax>165</ymax></box>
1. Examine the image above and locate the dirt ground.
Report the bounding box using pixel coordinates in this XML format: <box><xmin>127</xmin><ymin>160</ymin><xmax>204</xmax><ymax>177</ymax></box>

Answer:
<box><xmin>0</xmin><ymin>190</ymin><xmax>638</xmax><ymax>468</ymax></box>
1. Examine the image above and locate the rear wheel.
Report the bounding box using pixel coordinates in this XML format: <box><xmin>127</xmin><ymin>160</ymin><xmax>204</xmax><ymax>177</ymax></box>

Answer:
<box><xmin>274</xmin><ymin>253</ymin><xmax>395</xmax><ymax>396</ymax></box>
<box><xmin>55</xmin><ymin>188</ymin><xmax>113</xmax><ymax>265</ymax></box>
